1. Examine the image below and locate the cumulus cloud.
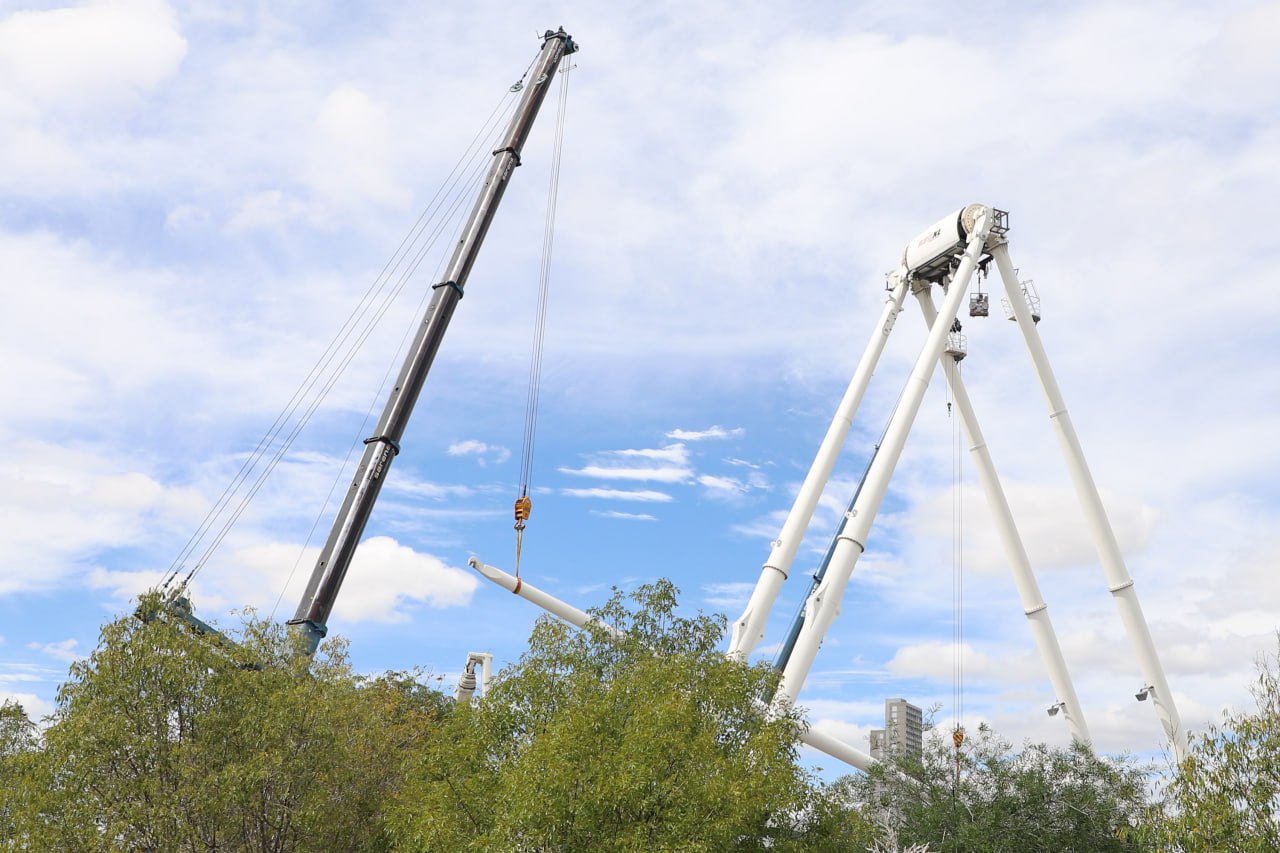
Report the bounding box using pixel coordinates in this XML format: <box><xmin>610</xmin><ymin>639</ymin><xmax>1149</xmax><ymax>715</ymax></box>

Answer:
<box><xmin>26</xmin><ymin>638</ymin><xmax>82</xmax><ymax>664</ymax></box>
<box><xmin>666</xmin><ymin>426</ymin><xmax>744</xmax><ymax>441</ymax></box>
<box><xmin>0</xmin><ymin>0</ymin><xmax>187</xmax><ymax>112</ymax></box>
<box><xmin>306</xmin><ymin>84</ymin><xmax>406</xmax><ymax>208</ymax></box>
<box><xmin>446</xmin><ymin>439</ymin><xmax>511</xmax><ymax>466</ymax></box>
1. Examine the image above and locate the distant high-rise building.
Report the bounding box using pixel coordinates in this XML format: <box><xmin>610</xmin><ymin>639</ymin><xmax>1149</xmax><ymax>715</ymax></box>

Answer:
<box><xmin>868</xmin><ymin>697</ymin><xmax>922</xmax><ymax>761</ymax></box>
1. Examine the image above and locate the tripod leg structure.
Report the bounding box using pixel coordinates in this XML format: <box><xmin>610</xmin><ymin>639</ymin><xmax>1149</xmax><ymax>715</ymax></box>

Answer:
<box><xmin>914</xmin><ymin>287</ymin><xmax>1091</xmax><ymax>746</ymax></box>
<box><xmin>990</xmin><ymin>242</ymin><xmax>1185</xmax><ymax>761</ymax></box>
<box><xmin>729</xmin><ymin>279</ymin><xmax>910</xmax><ymax>660</ymax></box>
<box><xmin>774</xmin><ymin>209</ymin><xmax>996</xmax><ymax>709</ymax></box>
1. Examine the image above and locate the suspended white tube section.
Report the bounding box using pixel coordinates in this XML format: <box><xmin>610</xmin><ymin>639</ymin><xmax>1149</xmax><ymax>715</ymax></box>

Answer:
<box><xmin>914</xmin><ymin>287</ymin><xmax>1090</xmax><ymax>746</ymax></box>
<box><xmin>799</xmin><ymin>725</ymin><xmax>875</xmax><ymax>771</ymax></box>
<box><xmin>468</xmin><ymin>558</ymin><xmax>624</xmax><ymax>639</ymax></box>
<box><xmin>728</xmin><ymin>278</ymin><xmax>910</xmax><ymax>659</ymax></box>
<box><xmin>989</xmin><ymin>242</ymin><xmax>1186</xmax><ymax>761</ymax></box>
<box><xmin>774</xmin><ymin>208</ymin><xmax>995</xmax><ymax>709</ymax></box>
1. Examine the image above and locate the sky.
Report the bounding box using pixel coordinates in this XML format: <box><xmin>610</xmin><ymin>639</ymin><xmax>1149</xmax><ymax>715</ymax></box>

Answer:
<box><xmin>3</xmin><ymin>0</ymin><xmax>1280</xmax><ymax>776</ymax></box>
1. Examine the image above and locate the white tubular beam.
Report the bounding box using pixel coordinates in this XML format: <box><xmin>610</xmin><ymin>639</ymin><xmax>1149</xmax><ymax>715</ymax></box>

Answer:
<box><xmin>990</xmin><ymin>242</ymin><xmax>1186</xmax><ymax>761</ymax></box>
<box><xmin>775</xmin><ymin>209</ymin><xmax>995</xmax><ymax>709</ymax></box>
<box><xmin>799</xmin><ymin>725</ymin><xmax>876</xmax><ymax>771</ymax></box>
<box><xmin>468</xmin><ymin>557</ymin><xmax>624</xmax><ymax>638</ymax></box>
<box><xmin>729</xmin><ymin>278</ymin><xmax>910</xmax><ymax>659</ymax></box>
<box><xmin>915</xmin><ymin>287</ymin><xmax>1090</xmax><ymax>746</ymax></box>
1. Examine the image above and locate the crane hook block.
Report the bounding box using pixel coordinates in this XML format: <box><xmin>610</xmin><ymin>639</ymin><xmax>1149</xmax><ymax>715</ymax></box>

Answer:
<box><xmin>952</xmin><ymin>727</ymin><xmax>965</xmax><ymax>749</ymax></box>
<box><xmin>514</xmin><ymin>495</ymin><xmax>532</xmax><ymax>531</ymax></box>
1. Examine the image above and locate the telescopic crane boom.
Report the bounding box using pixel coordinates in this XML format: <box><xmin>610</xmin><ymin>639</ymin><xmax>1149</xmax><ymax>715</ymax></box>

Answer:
<box><xmin>289</xmin><ymin>27</ymin><xmax>577</xmax><ymax>655</ymax></box>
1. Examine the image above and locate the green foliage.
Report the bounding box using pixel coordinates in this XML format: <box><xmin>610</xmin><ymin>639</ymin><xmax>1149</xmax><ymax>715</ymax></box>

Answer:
<box><xmin>840</xmin><ymin>723</ymin><xmax>1149</xmax><ymax>852</ymax></box>
<box><xmin>11</xmin><ymin>592</ymin><xmax>443</xmax><ymax>851</ymax></box>
<box><xmin>0</xmin><ymin>699</ymin><xmax>39</xmax><ymax>843</ymax></box>
<box><xmin>1150</xmin><ymin>638</ymin><xmax>1280</xmax><ymax>851</ymax></box>
<box><xmin>388</xmin><ymin>580</ymin><xmax>826</xmax><ymax>852</ymax></box>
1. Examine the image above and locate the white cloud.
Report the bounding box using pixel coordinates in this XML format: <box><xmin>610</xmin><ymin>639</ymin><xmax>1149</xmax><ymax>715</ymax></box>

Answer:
<box><xmin>26</xmin><ymin>638</ymin><xmax>82</xmax><ymax>664</ymax></box>
<box><xmin>666</xmin><ymin>426</ymin><xmax>744</xmax><ymax>441</ymax></box>
<box><xmin>702</xmin><ymin>581</ymin><xmax>756</xmax><ymax>609</ymax></box>
<box><xmin>560</xmin><ymin>464</ymin><xmax>690</xmax><ymax>483</ymax></box>
<box><xmin>225</xmin><ymin>536</ymin><xmax>477</xmax><ymax>624</ymax></box>
<box><xmin>306</xmin><ymin>84</ymin><xmax>407</xmax><ymax>209</ymax></box>
<box><xmin>0</xmin><ymin>0</ymin><xmax>187</xmax><ymax>112</ymax></box>
<box><xmin>560</xmin><ymin>443</ymin><xmax>692</xmax><ymax>482</ymax></box>
<box><xmin>613</xmin><ymin>445</ymin><xmax>690</xmax><ymax>464</ymax></box>
<box><xmin>589</xmin><ymin>510</ymin><xmax>657</xmax><ymax>521</ymax></box>
<box><xmin>226</xmin><ymin>189</ymin><xmax>312</xmax><ymax>232</ymax></box>
<box><xmin>446</xmin><ymin>439</ymin><xmax>511</xmax><ymax>466</ymax></box>
<box><xmin>697</xmin><ymin>471</ymin><xmax>770</xmax><ymax>501</ymax></box>
<box><xmin>561</xmin><ymin>488</ymin><xmax>673</xmax><ymax>503</ymax></box>
<box><xmin>0</xmin><ymin>691</ymin><xmax>54</xmax><ymax>721</ymax></box>
<box><xmin>0</xmin><ymin>439</ymin><xmax>197</xmax><ymax>595</ymax></box>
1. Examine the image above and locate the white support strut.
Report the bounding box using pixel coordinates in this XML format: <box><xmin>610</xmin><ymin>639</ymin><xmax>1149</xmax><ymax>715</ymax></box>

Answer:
<box><xmin>915</xmin><ymin>286</ymin><xmax>1091</xmax><ymax>746</ymax></box>
<box><xmin>728</xmin><ymin>278</ymin><xmax>910</xmax><ymax>659</ymax></box>
<box><xmin>774</xmin><ymin>208</ymin><xmax>995</xmax><ymax>709</ymax></box>
<box><xmin>989</xmin><ymin>242</ymin><xmax>1186</xmax><ymax>760</ymax></box>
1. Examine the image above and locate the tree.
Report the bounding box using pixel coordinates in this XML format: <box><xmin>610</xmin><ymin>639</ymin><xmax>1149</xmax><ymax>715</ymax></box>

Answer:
<box><xmin>1153</xmin><ymin>637</ymin><xmax>1280</xmax><ymax>851</ymax></box>
<box><xmin>388</xmin><ymin>580</ymin><xmax>832</xmax><ymax>852</ymax></box>
<box><xmin>0</xmin><ymin>699</ymin><xmax>39</xmax><ymax>843</ymax></box>
<box><xmin>837</xmin><ymin>722</ymin><xmax>1149</xmax><ymax>852</ymax></box>
<box><xmin>16</xmin><ymin>593</ymin><xmax>444</xmax><ymax>850</ymax></box>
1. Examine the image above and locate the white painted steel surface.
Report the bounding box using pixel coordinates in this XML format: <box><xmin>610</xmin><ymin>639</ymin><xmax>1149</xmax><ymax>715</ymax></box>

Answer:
<box><xmin>799</xmin><ymin>725</ymin><xmax>876</xmax><ymax>771</ymax></box>
<box><xmin>774</xmin><ymin>207</ymin><xmax>995</xmax><ymax>709</ymax></box>
<box><xmin>990</xmin><ymin>242</ymin><xmax>1186</xmax><ymax>761</ymax></box>
<box><xmin>915</xmin><ymin>287</ymin><xmax>1090</xmax><ymax>745</ymax></box>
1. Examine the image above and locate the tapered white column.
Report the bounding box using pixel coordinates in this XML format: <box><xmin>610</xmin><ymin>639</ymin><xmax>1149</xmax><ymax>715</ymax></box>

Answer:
<box><xmin>729</xmin><ymin>279</ymin><xmax>910</xmax><ymax>659</ymax></box>
<box><xmin>774</xmin><ymin>209</ymin><xmax>994</xmax><ymax>708</ymax></box>
<box><xmin>990</xmin><ymin>242</ymin><xmax>1185</xmax><ymax>761</ymax></box>
<box><xmin>915</xmin><ymin>287</ymin><xmax>1090</xmax><ymax>745</ymax></box>
<box><xmin>469</xmin><ymin>558</ymin><xmax>624</xmax><ymax>639</ymax></box>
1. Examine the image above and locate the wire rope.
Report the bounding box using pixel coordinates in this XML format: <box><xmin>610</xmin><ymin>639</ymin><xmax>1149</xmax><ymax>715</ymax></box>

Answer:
<box><xmin>184</xmin><ymin>139</ymin><xmax>505</xmax><ymax>593</ymax></box>
<box><xmin>513</xmin><ymin>59</ymin><xmax>572</xmax><ymax>577</ymax></box>
<box><xmin>163</xmin><ymin>65</ymin><xmax>535</xmax><ymax>596</ymax></box>
<box><xmin>948</xmin><ymin>352</ymin><xmax>966</xmax><ymax>754</ymax></box>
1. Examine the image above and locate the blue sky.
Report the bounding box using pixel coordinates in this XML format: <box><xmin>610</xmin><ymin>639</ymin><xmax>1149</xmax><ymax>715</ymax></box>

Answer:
<box><xmin>3</xmin><ymin>0</ymin><xmax>1280</xmax><ymax>772</ymax></box>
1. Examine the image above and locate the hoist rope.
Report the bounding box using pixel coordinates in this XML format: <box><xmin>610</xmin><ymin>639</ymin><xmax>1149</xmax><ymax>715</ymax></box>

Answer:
<box><xmin>162</xmin><ymin>72</ymin><xmax>531</xmax><ymax>597</ymax></box>
<box><xmin>947</xmin><ymin>353</ymin><xmax>966</xmax><ymax>752</ymax></box>
<box><xmin>513</xmin><ymin>59</ymin><xmax>573</xmax><ymax>579</ymax></box>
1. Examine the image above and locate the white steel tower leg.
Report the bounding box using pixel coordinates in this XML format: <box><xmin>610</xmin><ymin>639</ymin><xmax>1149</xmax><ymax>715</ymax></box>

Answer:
<box><xmin>990</xmin><ymin>242</ymin><xmax>1186</xmax><ymax>761</ymax></box>
<box><xmin>729</xmin><ymin>279</ymin><xmax>910</xmax><ymax>659</ymax></box>
<box><xmin>774</xmin><ymin>209</ymin><xmax>995</xmax><ymax>709</ymax></box>
<box><xmin>915</xmin><ymin>287</ymin><xmax>1091</xmax><ymax>745</ymax></box>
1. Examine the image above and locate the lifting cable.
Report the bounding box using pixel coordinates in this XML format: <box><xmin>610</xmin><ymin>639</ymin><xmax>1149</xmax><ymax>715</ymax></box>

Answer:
<box><xmin>513</xmin><ymin>58</ymin><xmax>573</xmax><ymax>581</ymax></box>
<box><xmin>946</xmin><ymin>350</ymin><xmax>967</xmax><ymax>774</ymax></box>
<box><xmin>159</xmin><ymin>57</ymin><xmax>541</xmax><ymax>599</ymax></box>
